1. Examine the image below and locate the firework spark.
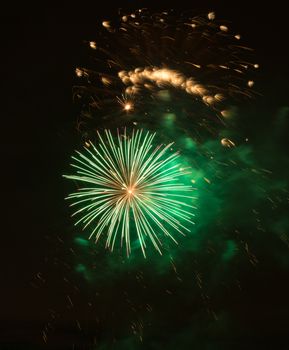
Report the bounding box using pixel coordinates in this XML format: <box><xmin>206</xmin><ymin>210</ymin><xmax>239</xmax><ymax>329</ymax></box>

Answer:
<box><xmin>64</xmin><ymin>129</ymin><xmax>196</xmax><ymax>257</ymax></box>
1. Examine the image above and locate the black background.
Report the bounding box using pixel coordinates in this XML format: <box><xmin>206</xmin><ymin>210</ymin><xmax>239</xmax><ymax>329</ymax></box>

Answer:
<box><xmin>1</xmin><ymin>0</ymin><xmax>289</xmax><ymax>348</ymax></box>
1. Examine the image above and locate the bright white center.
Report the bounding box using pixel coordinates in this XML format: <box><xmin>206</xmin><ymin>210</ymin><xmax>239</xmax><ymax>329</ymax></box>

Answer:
<box><xmin>127</xmin><ymin>187</ymin><xmax>135</xmax><ymax>195</ymax></box>
<box><xmin>124</xmin><ymin>103</ymin><xmax>132</xmax><ymax>111</ymax></box>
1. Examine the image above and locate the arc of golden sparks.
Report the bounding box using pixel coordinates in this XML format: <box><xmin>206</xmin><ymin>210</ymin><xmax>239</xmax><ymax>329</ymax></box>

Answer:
<box><xmin>64</xmin><ymin>129</ymin><xmax>196</xmax><ymax>257</ymax></box>
<box><xmin>118</xmin><ymin>67</ymin><xmax>225</xmax><ymax>108</ymax></box>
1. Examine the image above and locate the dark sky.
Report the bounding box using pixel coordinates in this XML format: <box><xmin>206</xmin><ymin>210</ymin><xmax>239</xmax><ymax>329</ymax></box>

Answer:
<box><xmin>2</xmin><ymin>1</ymin><xmax>289</xmax><ymax>349</ymax></box>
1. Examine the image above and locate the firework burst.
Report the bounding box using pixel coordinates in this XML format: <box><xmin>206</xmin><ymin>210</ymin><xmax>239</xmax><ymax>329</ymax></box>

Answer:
<box><xmin>64</xmin><ymin>129</ymin><xmax>196</xmax><ymax>257</ymax></box>
<box><xmin>74</xmin><ymin>9</ymin><xmax>258</xmax><ymax>135</ymax></box>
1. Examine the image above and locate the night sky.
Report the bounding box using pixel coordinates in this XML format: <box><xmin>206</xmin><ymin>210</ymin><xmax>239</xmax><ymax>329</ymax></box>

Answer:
<box><xmin>2</xmin><ymin>1</ymin><xmax>289</xmax><ymax>349</ymax></box>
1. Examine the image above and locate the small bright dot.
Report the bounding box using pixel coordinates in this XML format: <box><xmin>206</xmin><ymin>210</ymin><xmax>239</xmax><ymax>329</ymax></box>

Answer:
<box><xmin>208</xmin><ymin>12</ymin><xmax>215</xmax><ymax>20</ymax></box>
<box><xmin>221</xmin><ymin>138</ymin><xmax>235</xmax><ymax>148</ymax></box>
<box><xmin>101</xmin><ymin>77</ymin><xmax>111</xmax><ymax>86</ymax></box>
<box><xmin>75</xmin><ymin>68</ymin><xmax>83</xmax><ymax>77</ymax></box>
<box><xmin>221</xmin><ymin>110</ymin><xmax>230</xmax><ymax>118</ymax></box>
<box><xmin>248</xmin><ymin>80</ymin><xmax>254</xmax><ymax>87</ymax></box>
<box><xmin>102</xmin><ymin>21</ymin><xmax>110</xmax><ymax>29</ymax></box>
<box><xmin>220</xmin><ymin>25</ymin><xmax>228</xmax><ymax>32</ymax></box>
<box><xmin>89</xmin><ymin>41</ymin><xmax>97</xmax><ymax>49</ymax></box>
<box><xmin>124</xmin><ymin>103</ymin><xmax>133</xmax><ymax>111</ymax></box>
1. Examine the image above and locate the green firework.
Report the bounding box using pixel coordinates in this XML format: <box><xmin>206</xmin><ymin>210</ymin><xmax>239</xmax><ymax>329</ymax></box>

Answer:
<box><xmin>64</xmin><ymin>129</ymin><xmax>196</xmax><ymax>257</ymax></box>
